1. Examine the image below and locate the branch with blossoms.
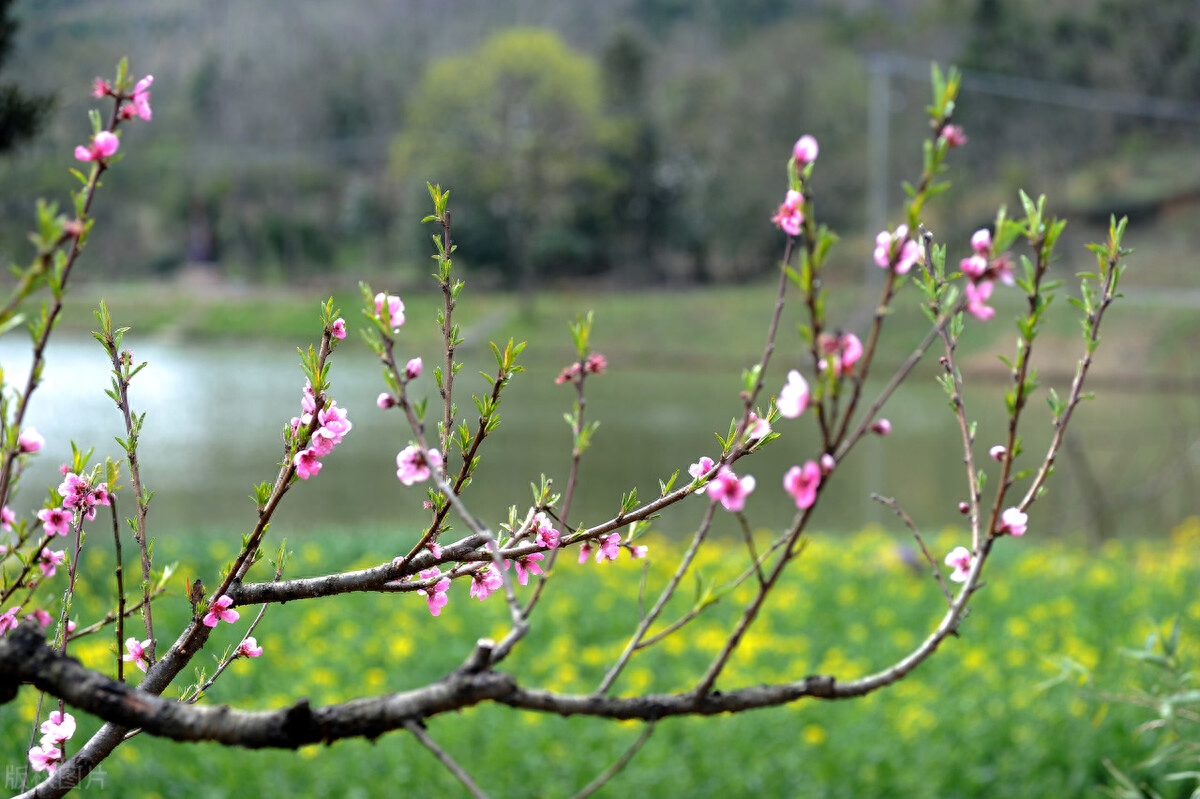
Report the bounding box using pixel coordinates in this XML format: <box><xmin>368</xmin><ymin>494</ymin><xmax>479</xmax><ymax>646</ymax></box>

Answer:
<box><xmin>0</xmin><ymin>61</ymin><xmax>1130</xmax><ymax>799</ymax></box>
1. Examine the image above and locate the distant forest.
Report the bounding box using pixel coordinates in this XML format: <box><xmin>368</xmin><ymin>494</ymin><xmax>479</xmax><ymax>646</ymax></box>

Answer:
<box><xmin>2</xmin><ymin>0</ymin><xmax>1199</xmax><ymax>286</ymax></box>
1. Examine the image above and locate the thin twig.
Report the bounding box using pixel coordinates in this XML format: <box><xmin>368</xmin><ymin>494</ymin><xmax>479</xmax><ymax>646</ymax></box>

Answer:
<box><xmin>404</xmin><ymin>719</ymin><xmax>490</xmax><ymax>799</ymax></box>
<box><xmin>571</xmin><ymin>722</ymin><xmax>657</xmax><ymax>799</ymax></box>
<box><xmin>596</xmin><ymin>501</ymin><xmax>718</xmax><ymax>694</ymax></box>
<box><xmin>737</xmin><ymin>512</ymin><xmax>767</xmax><ymax>589</ymax></box>
<box><xmin>871</xmin><ymin>493</ymin><xmax>954</xmax><ymax>606</ymax></box>
<box><xmin>110</xmin><ymin>498</ymin><xmax>125</xmax><ymax>682</ymax></box>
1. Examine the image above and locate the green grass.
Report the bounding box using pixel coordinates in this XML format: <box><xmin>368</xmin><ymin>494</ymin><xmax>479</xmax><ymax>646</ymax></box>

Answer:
<box><xmin>6</xmin><ymin>521</ymin><xmax>1200</xmax><ymax>797</ymax></box>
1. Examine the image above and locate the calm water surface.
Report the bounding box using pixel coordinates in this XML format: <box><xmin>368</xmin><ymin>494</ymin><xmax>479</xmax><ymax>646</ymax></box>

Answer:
<box><xmin>0</xmin><ymin>336</ymin><xmax>1179</xmax><ymax>544</ymax></box>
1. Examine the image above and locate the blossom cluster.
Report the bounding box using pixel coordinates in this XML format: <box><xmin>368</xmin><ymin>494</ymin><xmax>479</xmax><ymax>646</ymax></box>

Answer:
<box><xmin>874</xmin><ymin>225</ymin><xmax>921</xmax><ymax>275</ymax></box>
<box><xmin>959</xmin><ymin>228</ymin><xmax>1014</xmax><ymax>321</ymax></box>
<box><xmin>34</xmin><ymin>467</ymin><xmax>112</xmax><ymax>540</ymax></box>
<box><xmin>770</xmin><ymin>135</ymin><xmax>818</xmax><ymax>236</ymax></box>
<box><xmin>555</xmin><ymin>353</ymin><xmax>607</xmax><ymax>385</ymax></box>
<box><xmin>76</xmin><ymin>73</ymin><xmax>153</xmax><ymax>163</ymax></box>
<box><xmin>28</xmin><ymin>710</ymin><xmax>76</xmax><ymax>775</ymax></box>
<box><xmin>291</xmin><ymin>381</ymin><xmax>353</xmax><ymax>480</ymax></box>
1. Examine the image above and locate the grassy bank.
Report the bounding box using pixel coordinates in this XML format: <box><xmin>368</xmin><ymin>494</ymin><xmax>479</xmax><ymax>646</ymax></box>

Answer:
<box><xmin>7</xmin><ymin>521</ymin><xmax>1200</xmax><ymax>797</ymax></box>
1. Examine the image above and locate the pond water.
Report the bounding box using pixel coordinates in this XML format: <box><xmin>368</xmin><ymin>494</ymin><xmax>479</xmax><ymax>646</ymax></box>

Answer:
<box><xmin>0</xmin><ymin>334</ymin><xmax>1182</xmax><ymax>544</ymax></box>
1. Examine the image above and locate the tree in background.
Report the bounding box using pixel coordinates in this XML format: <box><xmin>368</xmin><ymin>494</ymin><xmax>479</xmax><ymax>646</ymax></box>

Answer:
<box><xmin>0</xmin><ymin>0</ymin><xmax>52</xmax><ymax>154</ymax></box>
<box><xmin>393</xmin><ymin>29</ymin><xmax>612</xmax><ymax>289</ymax></box>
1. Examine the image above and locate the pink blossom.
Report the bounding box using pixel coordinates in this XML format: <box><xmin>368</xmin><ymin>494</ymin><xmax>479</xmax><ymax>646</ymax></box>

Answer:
<box><xmin>396</xmin><ymin>445</ymin><xmax>443</xmax><ymax>486</ymax></box>
<box><xmin>992</xmin><ymin>254</ymin><xmax>1015</xmax><ymax>286</ymax></box>
<box><xmin>970</xmin><ymin>228</ymin><xmax>992</xmax><ymax>255</ymax></box>
<box><xmin>630</xmin><ymin>545</ymin><xmax>649</xmax><ymax>559</ymax></box>
<box><xmin>745</xmin><ymin>413</ymin><xmax>770</xmax><ymax>441</ymax></box>
<box><xmin>426</xmin><ymin>540</ymin><xmax>443</xmax><ymax>559</ymax></box>
<box><xmin>510</xmin><ymin>552</ymin><xmax>545</xmax><ymax>585</ymax></box>
<box><xmin>38</xmin><ymin>549</ymin><xmax>66</xmax><ymax>578</ymax></box>
<box><xmin>1</xmin><ymin>505</ymin><xmax>14</xmax><ymax>532</ymax></box>
<box><xmin>595</xmin><ymin>533</ymin><xmax>622</xmax><ymax>563</ymax></box>
<box><xmin>236</xmin><ymin>637</ymin><xmax>264</xmax><ymax>658</ymax></box>
<box><xmin>960</xmin><ymin>254</ymin><xmax>988</xmax><ymax>281</ymax></box>
<box><xmin>0</xmin><ymin>607</ymin><xmax>19</xmax><ymax>635</ymax></box>
<box><xmin>417</xmin><ymin>567</ymin><xmax>450</xmax><ymax>616</ymax></box>
<box><xmin>777</xmin><ymin>370</ymin><xmax>810</xmax><ymax>419</ymax></box>
<box><xmin>819</xmin><ymin>453</ymin><xmax>835</xmax><ymax>475</ymax></box>
<box><xmin>706</xmin><ymin>468</ymin><xmax>756</xmax><ymax>512</ymax></box>
<box><xmin>792</xmin><ymin>135</ymin><xmax>819</xmax><ymax>164</ymax></box>
<box><xmin>301</xmin><ymin>379</ymin><xmax>318</xmax><ymax>415</ymax></box>
<box><xmin>989</xmin><ymin>445</ymin><xmax>1007</xmax><ymax>461</ymax></box>
<box><xmin>783</xmin><ymin>461</ymin><xmax>821</xmax><ymax>510</ymax></box>
<box><xmin>469</xmin><ymin>565</ymin><xmax>503</xmax><ymax>600</ymax></box>
<box><xmin>40</xmin><ymin>711</ymin><xmax>76</xmax><ymax>747</ymax></box>
<box><xmin>578</xmin><ymin>542</ymin><xmax>592</xmax><ymax>564</ymax></box>
<box><xmin>997</xmin><ymin>507</ymin><xmax>1028</xmax><ymax>537</ymax></box>
<box><xmin>771</xmin><ymin>190</ymin><xmax>805</xmax><ymax>236</ymax></box>
<box><xmin>940</xmin><ymin>124</ymin><xmax>967</xmax><ymax>147</ymax></box>
<box><xmin>330</xmin><ymin>318</ymin><xmax>347</xmax><ymax>340</ymax></box>
<box><xmin>121</xmin><ymin>75</ymin><xmax>153</xmax><ymax>121</ymax></box>
<box><xmin>374</xmin><ymin>292</ymin><xmax>406</xmax><ymax>330</ymax></box>
<box><xmin>688</xmin><ymin>456</ymin><xmax>716</xmax><ymax>493</ymax></box>
<box><xmin>123</xmin><ymin>636</ymin><xmax>152</xmax><ymax>672</ymax></box>
<box><xmin>59</xmin><ymin>472</ymin><xmax>88</xmax><ymax>503</ymax></box>
<box><xmin>28</xmin><ymin>608</ymin><xmax>53</xmax><ymax>628</ymax></box>
<box><xmin>945</xmin><ymin>546</ymin><xmax>974</xmax><ymax>582</ymax></box>
<box><xmin>308</xmin><ymin>432</ymin><xmax>336</xmax><ymax>458</ymax></box>
<box><xmin>405</xmin><ymin>357</ymin><xmax>423</xmax><ymax>380</ymax></box>
<box><xmin>317</xmin><ymin>402</ymin><xmax>352</xmax><ymax>440</ymax></box>
<box><xmin>28</xmin><ymin>743</ymin><xmax>62</xmax><ymax>774</ymax></box>
<box><xmin>585</xmin><ymin>353</ymin><xmax>607</xmax><ymax>375</ymax></box>
<box><xmin>532</xmin><ymin>512</ymin><xmax>560</xmax><ymax>549</ymax></box>
<box><xmin>293</xmin><ymin>447</ymin><xmax>323</xmax><ymax>480</ymax></box>
<box><xmin>555</xmin><ymin>362</ymin><xmax>582</xmax><ymax>385</ymax></box>
<box><xmin>965</xmin><ymin>280</ymin><xmax>995</xmax><ymax>321</ymax></box>
<box><xmin>74</xmin><ymin>130</ymin><xmax>119</xmax><ymax>162</ymax></box>
<box><xmin>37</xmin><ymin>507</ymin><xmax>71</xmax><ymax>537</ymax></box>
<box><xmin>92</xmin><ymin>77</ymin><xmax>112</xmax><ymax>98</ymax></box>
<box><xmin>202</xmin><ymin>595</ymin><xmax>240</xmax><ymax>627</ymax></box>
<box><xmin>818</xmin><ymin>332</ymin><xmax>863</xmax><ymax>377</ymax></box>
<box><xmin>871</xmin><ymin>418</ymin><xmax>892</xmax><ymax>436</ymax></box>
<box><xmin>18</xmin><ymin>427</ymin><xmax>44</xmax><ymax>453</ymax></box>
<box><xmin>377</xmin><ymin>392</ymin><xmax>396</xmax><ymax>409</ymax></box>
<box><xmin>873</xmin><ymin>225</ymin><xmax>920</xmax><ymax>275</ymax></box>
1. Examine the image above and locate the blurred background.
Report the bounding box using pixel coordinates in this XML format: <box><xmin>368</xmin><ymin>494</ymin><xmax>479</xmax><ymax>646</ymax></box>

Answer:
<box><xmin>1</xmin><ymin>0</ymin><xmax>1199</xmax><ymax>540</ymax></box>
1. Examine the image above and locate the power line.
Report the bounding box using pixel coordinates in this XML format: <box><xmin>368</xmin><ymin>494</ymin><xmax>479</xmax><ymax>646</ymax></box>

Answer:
<box><xmin>868</xmin><ymin>52</ymin><xmax>1200</xmax><ymax>123</ymax></box>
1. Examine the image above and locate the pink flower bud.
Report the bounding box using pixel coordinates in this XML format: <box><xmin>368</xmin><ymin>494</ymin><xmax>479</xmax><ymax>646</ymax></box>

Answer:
<box><xmin>989</xmin><ymin>445</ymin><xmax>1006</xmax><ymax>461</ymax></box>
<box><xmin>792</xmin><ymin>135</ymin><xmax>819</xmax><ymax>164</ymax></box>
<box><xmin>871</xmin><ymin>419</ymin><xmax>892</xmax><ymax>436</ymax></box>
<box><xmin>18</xmin><ymin>427</ymin><xmax>44</xmax><ymax>453</ymax></box>
<box><xmin>971</xmin><ymin>228</ymin><xmax>992</xmax><ymax>255</ymax></box>
<box><xmin>940</xmin><ymin>124</ymin><xmax>967</xmax><ymax>147</ymax></box>
<box><xmin>376</xmin><ymin>392</ymin><xmax>395</xmax><ymax>409</ymax></box>
<box><xmin>958</xmin><ymin>501</ymin><xmax>970</xmax><ymax>515</ymax></box>
<box><xmin>819</xmin><ymin>453</ymin><xmax>835</xmax><ymax>475</ymax></box>
<box><xmin>405</xmin><ymin>357</ymin><xmax>423</xmax><ymax>380</ymax></box>
<box><xmin>330</xmin><ymin>318</ymin><xmax>347</xmax><ymax>340</ymax></box>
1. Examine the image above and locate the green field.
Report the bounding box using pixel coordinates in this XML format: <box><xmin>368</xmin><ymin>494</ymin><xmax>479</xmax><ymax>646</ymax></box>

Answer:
<box><xmin>6</xmin><ymin>520</ymin><xmax>1200</xmax><ymax>797</ymax></box>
